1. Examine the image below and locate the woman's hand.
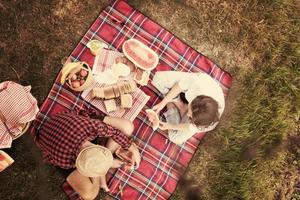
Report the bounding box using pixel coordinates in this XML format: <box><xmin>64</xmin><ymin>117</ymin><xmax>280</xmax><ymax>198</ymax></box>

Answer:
<box><xmin>152</xmin><ymin>102</ymin><xmax>166</xmax><ymax>114</ymax></box>
<box><xmin>145</xmin><ymin>109</ymin><xmax>159</xmax><ymax>130</ymax></box>
<box><xmin>128</xmin><ymin>143</ymin><xmax>141</xmax><ymax>169</ymax></box>
<box><xmin>158</xmin><ymin>121</ymin><xmax>174</xmax><ymax>130</ymax></box>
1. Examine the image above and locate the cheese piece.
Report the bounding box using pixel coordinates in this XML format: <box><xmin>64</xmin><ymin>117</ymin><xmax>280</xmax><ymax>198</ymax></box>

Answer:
<box><xmin>104</xmin><ymin>99</ymin><xmax>117</xmax><ymax>113</ymax></box>
<box><xmin>120</xmin><ymin>94</ymin><xmax>133</xmax><ymax>108</ymax></box>
<box><xmin>111</xmin><ymin>63</ymin><xmax>131</xmax><ymax>78</ymax></box>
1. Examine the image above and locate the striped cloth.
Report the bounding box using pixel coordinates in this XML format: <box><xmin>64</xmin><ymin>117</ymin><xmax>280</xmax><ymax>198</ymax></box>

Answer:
<box><xmin>82</xmin><ymin>48</ymin><xmax>150</xmax><ymax>121</ymax></box>
<box><xmin>92</xmin><ymin>48</ymin><xmax>123</xmax><ymax>74</ymax></box>
<box><xmin>31</xmin><ymin>1</ymin><xmax>232</xmax><ymax>199</ymax></box>
<box><xmin>82</xmin><ymin>82</ymin><xmax>150</xmax><ymax>121</ymax></box>
<box><xmin>0</xmin><ymin>81</ymin><xmax>39</xmax><ymax>149</ymax></box>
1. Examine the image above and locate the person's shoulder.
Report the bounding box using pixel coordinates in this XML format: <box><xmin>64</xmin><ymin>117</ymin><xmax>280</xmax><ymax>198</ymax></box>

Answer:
<box><xmin>197</xmin><ymin>72</ymin><xmax>215</xmax><ymax>80</ymax></box>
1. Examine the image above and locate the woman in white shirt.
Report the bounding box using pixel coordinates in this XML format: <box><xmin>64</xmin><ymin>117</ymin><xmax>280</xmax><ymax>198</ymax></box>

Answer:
<box><xmin>151</xmin><ymin>71</ymin><xmax>225</xmax><ymax>144</ymax></box>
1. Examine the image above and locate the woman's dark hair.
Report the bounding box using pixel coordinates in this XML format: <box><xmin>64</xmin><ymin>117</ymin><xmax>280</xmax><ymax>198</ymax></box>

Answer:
<box><xmin>190</xmin><ymin>95</ymin><xmax>219</xmax><ymax>127</ymax></box>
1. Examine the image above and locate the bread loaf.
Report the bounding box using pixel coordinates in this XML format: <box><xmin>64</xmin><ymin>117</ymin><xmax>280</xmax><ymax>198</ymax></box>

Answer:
<box><xmin>92</xmin><ymin>88</ymin><xmax>105</xmax><ymax>99</ymax></box>
<box><xmin>112</xmin><ymin>85</ymin><xmax>121</xmax><ymax>97</ymax></box>
<box><xmin>103</xmin><ymin>87</ymin><xmax>115</xmax><ymax>99</ymax></box>
<box><xmin>92</xmin><ymin>80</ymin><xmax>137</xmax><ymax>100</ymax></box>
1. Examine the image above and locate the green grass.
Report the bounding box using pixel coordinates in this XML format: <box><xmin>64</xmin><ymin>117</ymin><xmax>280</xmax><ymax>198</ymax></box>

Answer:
<box><xmin>200</xmin><ymin>0</ymin><xmax>300</xmax><ymax>199</ymax></box>
<box><xmin>168</xmin><ymin>0</ymin><xmax>300</xmax><ymax>199</ymax></box>
<box><xmin>209</xmin><ymin>65</ymin><xmax>300</xmax><ymax>199</ymax></box>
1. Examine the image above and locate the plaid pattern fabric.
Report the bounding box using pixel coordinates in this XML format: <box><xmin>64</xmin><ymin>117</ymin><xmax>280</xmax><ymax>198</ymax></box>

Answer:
<box><xmin>31</xmin><ymin>1</ymin><xmax>232</xmax><ymax>199</ymax></box>
<box><xmin>0</xmin><ymin>81</ymin><xmax>38</xmax><ymax>149</ymax></box>
<box><xmin>36</xmin><ymin>109</ymin><xmax>132</xmax><ymax>169</ymax></box>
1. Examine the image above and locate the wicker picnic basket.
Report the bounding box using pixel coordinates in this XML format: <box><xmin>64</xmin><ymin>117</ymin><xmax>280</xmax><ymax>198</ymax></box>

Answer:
<box><xmin>60</xmin><ymin>61</ymin><xmax>93</xmax><ymax>92</ymax></box>
<box><xmin>12</xmin><ymin>121</ymin><xmax>31</xmax><ymax>140</ymax></box>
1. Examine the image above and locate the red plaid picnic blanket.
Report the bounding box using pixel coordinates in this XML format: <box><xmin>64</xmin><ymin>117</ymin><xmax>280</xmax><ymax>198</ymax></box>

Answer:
<box><xmin>31</xmin><ymin>1</ymin><xmax>232</xmax><ymax>199</ymax></box>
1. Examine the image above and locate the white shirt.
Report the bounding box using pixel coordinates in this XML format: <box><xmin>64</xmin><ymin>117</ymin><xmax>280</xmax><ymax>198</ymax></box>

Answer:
<box><xmin>152</xmin><ymin>71</ymin><xmax>225</xmax><ymax>137</ymax></box>
<box><xmin>177</xmin><ymin>72</ymin><xmax>225</xmax><ymax>114</ymax></box>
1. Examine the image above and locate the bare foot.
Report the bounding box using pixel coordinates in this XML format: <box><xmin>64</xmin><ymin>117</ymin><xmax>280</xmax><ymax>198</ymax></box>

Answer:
<box><xmin>112</xmin><ymin>158</ymin><xmax>124</xmax><ymax>168</ymax></box>
<box><xmin>100</xmin><ymin>176</ymin><xmax>110</xmax><ymax>192</ymax></box>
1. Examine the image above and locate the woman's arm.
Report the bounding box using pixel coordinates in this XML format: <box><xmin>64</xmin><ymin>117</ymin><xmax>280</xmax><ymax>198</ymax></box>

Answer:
<box><xmin>103</xmin><ymin>117</ymin><xmax>141</xmax><ymax>169</ymax></box>
<box><xmin>153</xmin><ymin>82</ymin><xmax>184</xmax><ymax>113</ymax></box>
<box><xmin>103</xmin><ymin>116</ymin><xmax>133</xmax><ymax>137</ymax></box>
<box><xmin>159</xmin><ymin>121</ymin><xmax>190</xmax><ymax>132</ymax></box>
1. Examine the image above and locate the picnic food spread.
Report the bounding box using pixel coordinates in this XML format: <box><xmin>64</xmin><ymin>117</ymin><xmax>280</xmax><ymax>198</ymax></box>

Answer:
<box><xmin>91</xmin><ymin>80</ymin><xmax>137</xmax><ymax>113</ymax></box>
<box><xmin>77</xmin><ymin>38</ymin><xmax>159</xmax><ymax>115</ymax></box>
<box><xmin>92</xmin><ymin>80</ymin><xmax>137</xmax><ymax>100</ymax></box>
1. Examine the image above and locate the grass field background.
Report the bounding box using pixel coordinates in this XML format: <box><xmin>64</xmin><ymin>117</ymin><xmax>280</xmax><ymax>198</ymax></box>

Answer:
<box><xmin>0</xmin><ymin>0</ymin><xmax>299</xmax><ymax>199</ymax></box>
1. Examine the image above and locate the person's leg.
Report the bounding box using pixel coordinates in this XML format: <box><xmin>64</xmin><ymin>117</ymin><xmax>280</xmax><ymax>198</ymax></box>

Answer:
<box><xmin>103</xmin><ymin>116</ymin><xmax>134</xmax><ymax>137</ymax></box>
<box><xmin>168</xmin><ymin>129</ymin><xmax>195</xmax><ymax>145</ymax></box>
<box><xmin>99</xmin><ymin>176</ymin><xmax>109</xmax><ymax>192</ymax></box>
<box><xmin>66</xmin><ymin>170</ymin><xmax>100</xmax><ymax>200</ymax></box>
<box><xmin>96</xmin><ymin>158</ymin><xmax>123</xmax><ymax>192</ymax></box>
<box><xmin>98</xmin><ymin>117</ymin><xmax>134</xmax><ymax>192</ymax></box>
<box><xmin>103</xmin><ymin>116</ymin><xmax>134</xmax><ymax>153</ymax></box>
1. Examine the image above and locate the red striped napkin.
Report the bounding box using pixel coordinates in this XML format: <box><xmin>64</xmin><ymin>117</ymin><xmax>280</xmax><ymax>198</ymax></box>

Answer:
<box><xmin>82</xmin><ymin>48</ymin><xmax>149</xmax><ymax>121</ymax></box>
<box><xmin>0</xmin><ymin>81</ymin><xmax>39</xmax><ymax>149</ymax></box>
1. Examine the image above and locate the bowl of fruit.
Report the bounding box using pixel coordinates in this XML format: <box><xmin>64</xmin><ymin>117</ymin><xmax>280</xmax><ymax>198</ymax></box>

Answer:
<box><xmin>60</xmin><ymin>61</ymin><xmax>93</xmax><ymax>91</ymax></box>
